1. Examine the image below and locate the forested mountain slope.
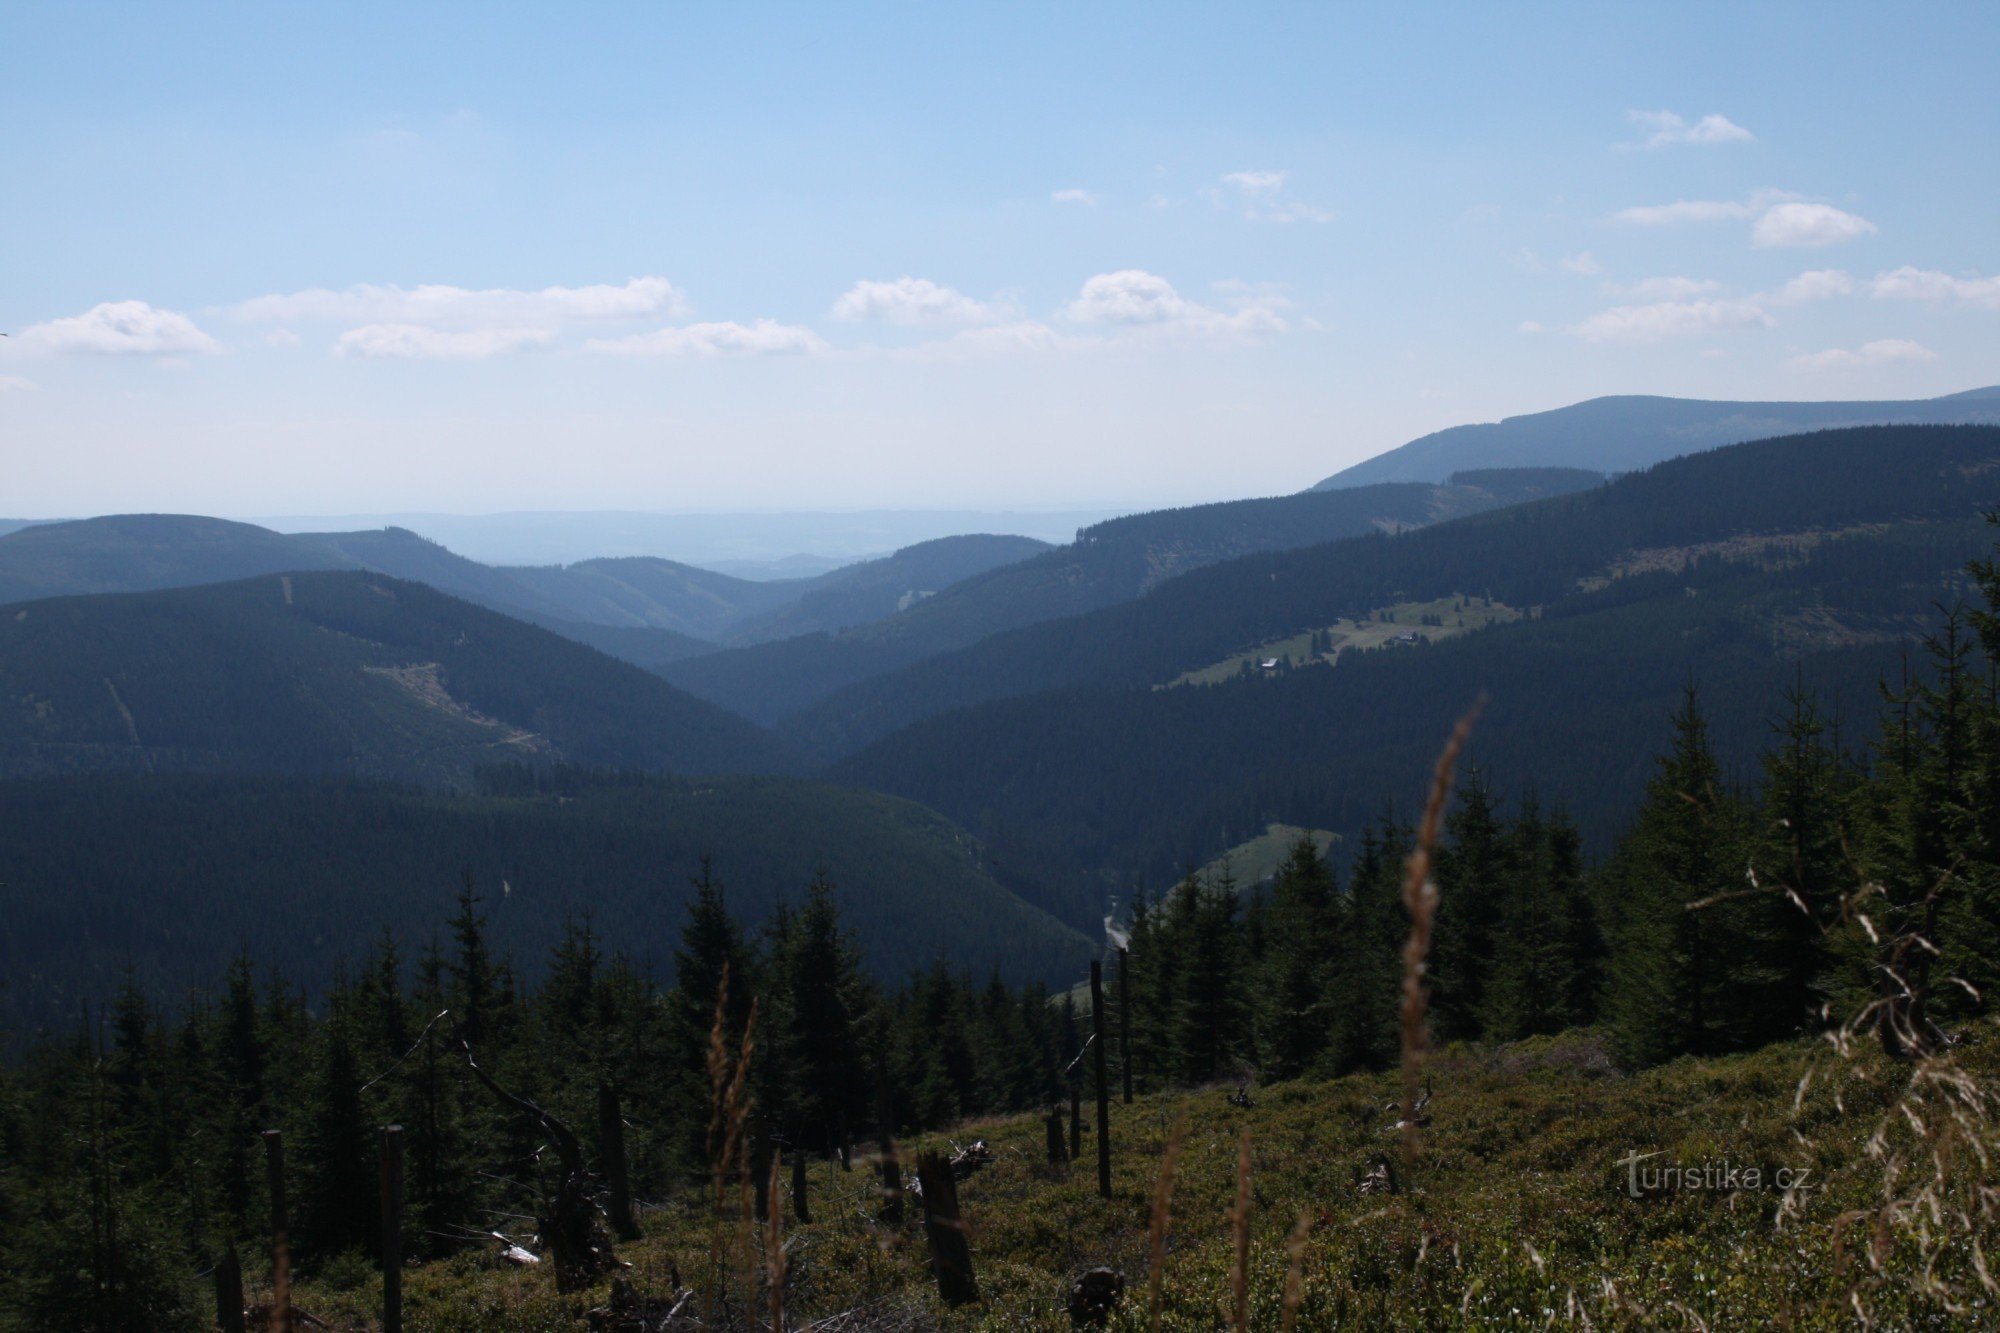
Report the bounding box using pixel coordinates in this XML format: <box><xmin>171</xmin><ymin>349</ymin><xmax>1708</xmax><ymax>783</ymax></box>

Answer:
<box><xmin>793</xmin><ymin>425</ymin><xmax>2000</xmax><ymax>761</ymax></box>
<box><xmin>1317</xmin><ymin>384</ymin><xmax>2000</xmax><ymax>488</ymax></box>
<box><xmin>659</xmin><ymin>468</ymin><xmax>1602</xmax><ymax>724</ymax></box>
<box><xmin>0</xmin><ymin>769</ymin><xmax>1092</xmax><ymax>1039</ymax></box>
<box><xmin>835</xmin><ymin>426</ymin><xmax>1999</xmax><ymax>926</ymax></box>
<box><xmin>0</xmin><ymin>571</ymin><xmax>799</xmax><ymax>782</ymax></box>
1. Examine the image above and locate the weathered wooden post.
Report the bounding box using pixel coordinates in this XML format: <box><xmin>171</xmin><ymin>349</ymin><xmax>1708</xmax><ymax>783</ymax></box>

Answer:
<box><xmin>1069</xmin><ymin>1076</ymin><xmax>1082</xmax><ymax>1161</ymax></box>
<box><xmin>262</xmin><ymin>1130</ymin><xmax>290</xmax><ymax>1333</ymax></box>
<box><xmin>1118</xmin><ymin>947</ymin><xmax>1134</xmax><ymax>1105</ymax></box>
<box><xmin>1090</xmin><ymin>960</ymin><xmax>1112</xmax><ymax>1199</ymax></box>
<box><xmin>379</xmin><ymin>1125</ymin><xmax>404</xmax><ymax>1333</ymax></box>
<box><xmin>915</xmin><ymin>1151</ymin><xmax>979</xmax><ymax>1306</ymax></box>
<box><xmin>597</xmin><ymin>1084</ymin><xmax>639</xmax><ymax>1241</ymax></box>
<box><xmin>791</xmin><ymin>1147</ymin><xmax>811</xmax><ymax>1223</ymax></box>
<box><xmin>214</xmin><ymin>1241</ymin><xmax>245</xmax><ymax>1333</ymax></box>
<box><xmin>1045</xmin><ymin>1107</ymin><xmax>1067</xmax><ymax>1165</ymax></box>
<box><xmin>873</xmin><ymin>1057</ymin><xmax>904</xmax><ymax>1224</ymax></box>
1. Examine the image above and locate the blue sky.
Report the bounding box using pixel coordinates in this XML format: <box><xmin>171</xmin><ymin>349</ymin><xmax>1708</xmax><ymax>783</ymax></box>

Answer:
<box><xmin>3</xmin><ymin>2</ymin><xmax>1996</xmax><ymax>517</ymax></box>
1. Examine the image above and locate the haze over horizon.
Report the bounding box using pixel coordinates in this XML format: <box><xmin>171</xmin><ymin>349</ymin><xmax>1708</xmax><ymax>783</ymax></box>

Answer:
<box><xmin>3</xmin><ymin>2</ymin><xmax>1996</xmax><ymax>518</ymax></box>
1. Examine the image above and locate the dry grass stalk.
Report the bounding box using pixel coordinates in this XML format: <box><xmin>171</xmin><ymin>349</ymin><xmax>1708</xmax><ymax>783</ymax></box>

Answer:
<box><xmin>1279</xmin><ymin>1208</ymin><xmax>1311</xmax><ymax>1332</ymax></box>
<box><xmin>1147</xmin><ymin>1113</ymin><xmax>1188</xmax><ymax>1332</ymax></box>
<box><xmin>1399</xmin><ymin>700</ymin><xmax>1483</xmax><ymax>1152</ymax></box>
<box><xmin>1229</xmin><ymin>1129</ymin><xmax>1252</xmax><ymax>1332</ymax></box>
<box><xmin>766</xmin><ymin>1154</ymin><xmax>787</xmax><ymax>1332</ymax></box>
<box><xmin>703</xmin><ymin>965</ymin><xmax>758</xmax><ymax>1311</ymax></box>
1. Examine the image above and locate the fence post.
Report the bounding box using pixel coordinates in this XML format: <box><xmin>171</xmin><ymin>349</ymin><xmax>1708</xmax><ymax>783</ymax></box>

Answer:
<box><xmin>791</xmin><ymin>1147</ymin><xmax>812</xmax><ymax>1223</ymax></box>
<box><xmin>379</xmin><ymin>1125</ymin><xmax>404</xmax><ymax>1333</ymax></box>
<box><xmin>1119</xmin><ymin>947</ymin><xmax>1134</xmax><ymax>1105</ymax></box>
<box><xmin>597</xmin><ymin>1084</ymin><xmax>639</xmax><ymax>1241</ymax></box>
<box><xmin>915</xmin><ymin>1152</ymin><xmax>979</xmax><ymax>1306</ymax></box>
<box><xmin>214</xmin><ymin>1241</ymin><xmax>245</xmax><ymax>1333</ymax></box>
<box><xmin>262</xmin><ymin>1130</ymin><xmax>290</xmax><ymax>1333</ymax></box>
<box><xmin>1091</xmin><ymin>960</ymin><xmax>1112</xmax><ymax>1199</ymax></box>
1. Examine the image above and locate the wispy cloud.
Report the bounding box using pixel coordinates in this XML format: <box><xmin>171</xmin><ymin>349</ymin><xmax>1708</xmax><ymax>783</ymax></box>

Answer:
<box><xmin>1611</xmin><ymin>198</ymin><xmax>1758</xmax><ymax>226</ymax></box>
<box><xmin>0</xmin><ymin>375</ymin><xmax>36</xmax><ymax>393</ymax></box>
<box><xmin>1752</xmin><ymin>202</ymin><xmax>1877</xmax><ymax>248</ymax></box>
<box><xmin>1611</xmin><ymin>191</ymin><xmax>1874</xmax><ymax>249</ymax></box>
<box><xmin>831</xmin><ymin>277</ymin><xmax>1007</xmax><ymax>327</ymax></box>
<box><xmin>1870</xmin><ymin>266</ymin><xmax>2000</xmax><ymax>310</ymax></box>
<box><xmin>1050</xmin><ymin>187</ymin><xmax>1098</xmax><ymax>207</ymax></box>
<box><xmin>1558</xmin><ymin>252</ymin><xmax>1602</xmax><ymax>276</ymax></box>
<box><xmin>1570</xmin><ymin>297</ymin><xmax>1773</xmax><ymax>342</ymax></box>
<box><xmin>1216</xmin><ymin>170</ymin><xmax>1334</xmax><ymax>223</ymax></box>
<box><xmin>583</xmin><ymin>320</ymin><xmax>826</xmax><ymax>357</ymax></box>
<box><xmin>231</xmin><ymin>277</ymin><xmax>685</xmax><ymax>327</ymax></box>
<box><xmin>335</xmin><ymin>325</ymin><xmax>554</xmax><ymax>360</ymax></box>
<box><xmin>1061</xmin><ymin>269</ymin><xmax>1289</xmax><ymax>338</ymax></box>
<box><xmin>1774</xmin><ymin>269</ymin><xmax>1854</xmax><ymax>302</ymax></box>
<box><xmin>15</xmin><ymin>300</ymin><xmax>222</xmax><ymax>356</ymax></box>
<box><xmin>1788</xmin><ymin>338</ymin><xmax>1937</xmax><ymax>371</ymax></box>
<box><xmin>1603</xmin><ymin>276</ymin><xmax>1722</xmax><ymax>300</ymax></box>
<box><xmin>1625</xmin><ymin>109</ymin><xmax>1754</xmax><ymax>149</ymax></box>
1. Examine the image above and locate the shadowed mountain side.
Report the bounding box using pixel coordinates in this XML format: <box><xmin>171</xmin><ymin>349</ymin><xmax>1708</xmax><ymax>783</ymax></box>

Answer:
<box><xmin>1317</xmin><ymin>385</ymin><xmax>2000</xmax><ymax>488</ymax></box>
<box><xmin>0</xmin><ymin>770</ymin><xmax>1095</xmax><ymax>1039</ymax></box>
<box><xmin>0</xmin><ymin>571</ymin><xmax>801</xmax><ymax>783</ymax></box>
<box><xmin>779</xmin><ymin>425</ymin><xmax>2000</xmax><ymax>761</ymax></box>
<box><xmin>658</xmin><ymin>469</ymin><xmax>1603</xmax><ymax>724</ymax></box>
<box><xmin>836</xmin><ymin>518</ymin><xmax>1977</xmax><ymax>927</ymax></box>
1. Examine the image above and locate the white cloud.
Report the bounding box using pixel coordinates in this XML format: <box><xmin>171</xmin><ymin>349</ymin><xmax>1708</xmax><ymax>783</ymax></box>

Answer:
<box><xmin>336</xmin><ymin>325</ymin><xmax>554</xmax><ymax>360</ymax></box>
<box><xmin>1570</xmin><ymin>298</ymin><xmax>1774</xmax><ymax>342</ymax></box>
<box><xmin>1612</xmin><ymin>198</ymin><xmax>1756</xmax><ymax>226</ymax></box>
<box><xmin>0</xmin><ymin>375</ymin><xmax>36</xmax><ymax>393</ymax></box>
<box><xmin>1061</xmin><ymin>270</ymin><xmax>1288</xmax><ymax>338</ymax></box>
<box><xmin>583</xmin><ymin>320</ymin><xmax>826</xmax><ymax>357</ymax></box>
<box><xmin>1870</xmin><ymin>266</ymin><xmax>2000</xmax><ymax>310</ymax></box>
<box><xmin>15</xmin><ymin>300</ymin><xmax>222</xmax><ymax>356</ymax></box>
<box><xmin>1605</xmin><ymin>276</ymin><xmax>1723</xmax><ymax>300</ymax></box>
<box><xmin>1752</xmin><ymin>202</ymin><xmax>1877</xmax><ymax>248</ymax></box>
<box><xmin>1558</xmin><ymin>251</ymin><xmax>1602</xmax><ymax>276</ymax></box>
<box><xmin>1788</xmin><ymin>338</ymin><xmax>1937</xmax><ymax>372</ymax></box>
<box><xmin>1774</xmin><ymin>269</ymin><xmax>1854</xmax><ymax>302</ymax></box>
<box><xmin>1222</xmin><ymin>170</ymin><xmax>1286</xmax><ymax>197</ymax></box>
<box><xmin>265</xmin><ymin>328</ymin><xmax>303</xmax><ymax>348</ymax></box>
<box><xmin>1218</xmin><ymin>170</ymin><xmax>1334</xmax><ymax>224</ymax></box>
<box><xmin>232</xmin><ymin>276</ymin><xmax>684</xmax><ymax>327</ymax></box>
<box><xmin>830</xmin><ymin>277</ymin><xmax>1005</xmax><ymax>327</ymax></box>
<box><xmin>1050</xmin><ymin>188</ymin><xmax>1098</xmax><ymax>206</ymax></box>
<box><xmin>940</xmin><ymin>321</ymin><xmax>1092</xmax><ymax>355</ymax></box>
<box><xmin>1626</xmin><ymin>109</ymin><xmax>1755</xmax><ymax>148</ymax></box>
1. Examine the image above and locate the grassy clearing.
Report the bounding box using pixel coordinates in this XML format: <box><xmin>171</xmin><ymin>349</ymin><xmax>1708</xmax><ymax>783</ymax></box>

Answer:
<box><xmin>1167</xmin><ymin>596</ymin><xmax>1521</xmax><ymax>689</ymax></box>
<box><xmin>271</xmin><ymin>1025</ymin><xmax>2000</xmax><ymax>1329</ymax></box>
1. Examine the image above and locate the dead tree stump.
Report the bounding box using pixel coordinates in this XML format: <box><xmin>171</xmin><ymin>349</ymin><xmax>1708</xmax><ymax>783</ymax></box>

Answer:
<box><xmin>915</xmin><ymin>1151</ymin><xmax>979</xmax><ymax>1306</ymax></box>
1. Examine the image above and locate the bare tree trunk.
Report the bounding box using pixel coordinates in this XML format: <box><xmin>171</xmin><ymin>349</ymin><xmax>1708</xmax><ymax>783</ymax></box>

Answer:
<box><xmin>263</xmin><ymin>1131</ymin><xmax>290</xmax><ymax>1333</ymax></box>
<box><xmin>379</xmin><ymin>1125</ymin><xmax>404</xmax><ymax>1333</ymax></box>
<box><xmin>1091</xmin><ymin>961</ymin><xmax>1112</xmax><ymax>1199</ymax></box>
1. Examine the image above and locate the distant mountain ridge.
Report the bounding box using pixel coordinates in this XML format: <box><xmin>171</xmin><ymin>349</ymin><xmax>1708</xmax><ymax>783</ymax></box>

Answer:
<box><xmin>659</xmin><ymin>468</ymin><xmax>1604</xmax><ymax>725</ymax></box>
<box><xmin>0</xmin><ymin>516</ymin><xmax>1050</xmax><ymax>665</ymax></box>
<box><xmin>1316</xmin><ymin>385</ymin><xmax>2000</xmax><ymax>488</ymax></box>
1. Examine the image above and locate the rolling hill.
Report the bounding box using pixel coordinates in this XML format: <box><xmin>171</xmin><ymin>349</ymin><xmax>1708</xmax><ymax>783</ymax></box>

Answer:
<box><xmin>0</xmin><ymin>570</ymin><xmax>800</xmax><ymax>783</ymax></box>
<box><xmin>658</xmin><ymin>468</ymin><xmax>1604</xmax><ymax>724</ymax></box>
<box><xmin>830</xmin><ymin>425</ymin><xmax>2000</xmax><ymax>925</ymax></box>
<box><xmin>0</xmin><ymin>769</ymin><xmax>1094</xmax><ymax>1040</ymax></box>
<box><xmin>0</xmin><ymin>515</ymin><xmax>1049</xmax><ymax>664</ymax></box>
<box><xmin>1315</xmin><ymin>384</ymin><xmax>2000</xmax><ymax>488</ymax></box>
